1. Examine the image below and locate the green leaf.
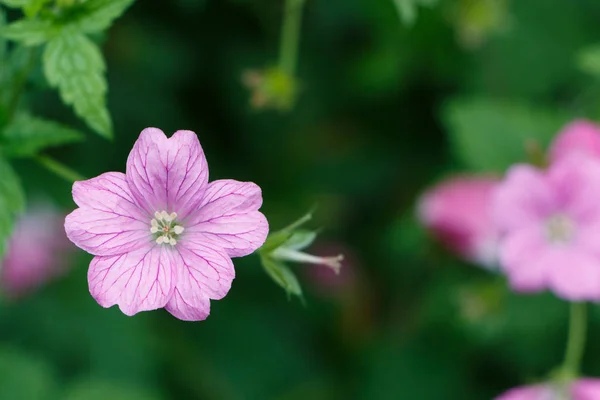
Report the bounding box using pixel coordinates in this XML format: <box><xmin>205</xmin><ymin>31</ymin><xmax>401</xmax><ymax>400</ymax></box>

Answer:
<box><xmin>1</xmin><ymin>112</ymin><xmax>84</xmax><ymax>157</ymax></box>
<box><xmin>63</xmin><ymin>379</ymin><xmax>163</xmax><ymax>400</ymax></box>
<box><xmin>0</xmin><ymin>19</ymin><xmax>57</xmax><ymax>46</ymax></box>
<box><xmin>283</xmin><ymin>229</ymin><xmax>317</xmax><ymax>251</ymax></box>
<box><xmin>0</xmin><ymin>347</ymin><xmax>57</xmax><ymax>400</ymax></box>
<box><xmin>260</xmin><ymin>256</ymin><xmax>303</xmax><ymax>298</ymax></box>
<box><xmin>0</xmin><ymin>0</ymin><xmax>30</xmax><ymax>8</ymax></box>
<box><xmin>393</xmin><ymin>0</ymin><xmax>438</xmax><ymax>26</ymax></box>
<box><xmin>443</xmin><ymin>97</ymin><xmax>569</xmax><ymax>172</ymax></box>
<box><xmin>43</xmin><ymin>27</ymin><xmax>112</xmax><ymax>138</ymax></box>
<box><xmin>75</xmin><ymin>0</ymin><xmax>135</xmax><ymax>33</ymax></box>
<box><xmin>0</xmin><ymin>154</ymin><xmax>25</xmax><ymax>257</ymax></box>
<box><xmin>577</xmin><ymin>44</ymin><xmax>600</xmax><ymax>78</ymax></box>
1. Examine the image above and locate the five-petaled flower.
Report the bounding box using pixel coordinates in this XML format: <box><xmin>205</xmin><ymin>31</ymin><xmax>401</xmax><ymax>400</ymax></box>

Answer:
<box><xmin>65</xmin><ymin>128</ymin><xmax>269</xmax><ymax>321</ymax></box>
<box><xmin>492</xmin><ymin>155</ymin><xmax>600</xmax><ymax>301</ymax></box>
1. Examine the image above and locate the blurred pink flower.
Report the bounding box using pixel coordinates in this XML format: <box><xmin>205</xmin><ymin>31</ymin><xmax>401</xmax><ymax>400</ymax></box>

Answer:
<box><xmin>549</xmin><ymin>119</ymin><xmax>600</xmax><ymax>163</ymax></box>
<box><xmin>1</xmin><ymin>205</ymin><xmax>70</xmax><ymax>298</ymax></box>
<box><xmin>418</xmin><ymin>176</ymin><xmax>500</xmax><ymax>268</ymax></box>
<box><xmin>492</xmin><ymin>155</ymin><xmax>600</xmax><ymax>300</ymax></box>
<box><xmin>65</xmin><ymin>128</ymin><xmax>268</xmax><ymax>321</ymax></box>
<box><xmin>495</xmin><ymin>378</ymin><xmax>600</xmax><ymax>399</ymax></box>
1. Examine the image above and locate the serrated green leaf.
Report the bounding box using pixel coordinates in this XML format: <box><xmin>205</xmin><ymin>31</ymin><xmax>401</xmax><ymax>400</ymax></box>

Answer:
<box><xmin>260</xmin><ymin>256</ymin><xmax>303</xmax><ymax>298</ymax></box>
<box><xmin>43</xmin><ymin>27</ymin><xmax>112</xmax><ymax>138</ymax></box>
<box><xmin>0</xmin><ymin>154</ymin><xmax>25</xmax><ymax>261</ymax></box>
<box><xmin>1</xmin><ymin>112</ymin><xmax>84</xmax><ymax>157</ymax></box>
<box><xmin>0</xmin><ymin>19</ymin><xmax>57</xmax><ymax>46</ymax></box>
<box><xmin>63</xmin><ymin>379</ymin><xmax>163</xmax><ymax>400</ymax></box>
<box><xmin>0</xmin><ymin>346</ymin><xmax>57</xmax><ymax>400</ymax></box>
<box><xmin>443</xmin><ymin>97</ymin><xmax>569</xmax><ymax>172</ymax></box>
<box><xmin>75</xmin><ymin>0</ymin><xmax>134</xmax><ymax>33</ymax></box>
<box><xmin>283</xmin><ymin>229</ymin><xmax>317</xmax><ymax>251</ymax></box>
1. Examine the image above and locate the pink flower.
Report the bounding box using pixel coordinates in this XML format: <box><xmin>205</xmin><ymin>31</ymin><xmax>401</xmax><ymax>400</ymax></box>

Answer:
<box><xmin>495</xmin><ymin>378</ymin><xmax>600</xmax><ymax>399</ymax></box>
<box><xmin>549</xmin><ymin>119</ymin><xmax>600</xmax><ymax>163</ymax></box>
<box><xmin>492</xmin><ymin>155</ymin><xmax>600</xmax><ymax>300</ymax></box>
<box><xmin>64</xmin><ymin>128</ymin><xmax>269</xmax><ymax>321</ymax></box>
<box><xmin>418</xmin><ymin>176</ymin><xmax>500</xmax><ymax>268</ymax></box>
<box><xmin>1</xmin><ymin>204</ymin><xmax>70</xmax><ymax>298</ymax></box>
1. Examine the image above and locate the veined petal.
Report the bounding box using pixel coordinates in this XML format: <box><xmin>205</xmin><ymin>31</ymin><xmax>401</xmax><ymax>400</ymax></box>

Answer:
<box><xmin>186</xmin><ymin>180</ymin><xmax>268</xmax><ymax>257</ymax></box>
<box><xmin>125</xmin><ymin>128</ymin><xmax>209</xmax><ymax>217</ymax></box>
<box><xmin>88</xmin><ymin>246</ymin><xmax>174</xmax><ymax>316</ymax></box>
<box><xmin>165</xmin><ymin>242</ymin><xmax>234</xmax><ymax>321</ymax></box>
<box><xmin>65</xmin><ymin>172</ymin><xmax>150</xmax><ymax>256</ymax></box>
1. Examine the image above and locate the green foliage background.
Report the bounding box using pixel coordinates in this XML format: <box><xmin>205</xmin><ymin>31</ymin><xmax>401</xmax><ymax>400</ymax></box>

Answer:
<box><xmin>3</xmin><ymin>0</ymin><xmax>600</xmax><ymax>399</ymax></box>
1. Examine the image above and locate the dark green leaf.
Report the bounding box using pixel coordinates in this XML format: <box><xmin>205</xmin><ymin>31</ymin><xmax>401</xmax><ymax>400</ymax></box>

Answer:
<box><xmin>443</xmin><ymin>97</ymin><xmax>569</xmax><ymax>172</ymax></box>
<box><xmin>0</xmin><ymin>0</ymin><xmax>30</xmax><ymax>8</ymax></box>
<box><xmin>1</xmin><ymin>112</ymin><xmax>84</xmax><ymax>157</ymax></box>
<box><xmin>43</xmin><ymin>27</ymin><xmax>112</xmax><ymax>138</ymax></box>
<box><xmin>260</xmin><ymin>256</ymin><xmax>303</xmax><ymax>298</ymax></box>
<box><xmin>0</xmin><ymin>19</ymin><xmax>57</xmax><ymax>46</ymax></box>
<box><xmin>75</xmin><ymin>0</ymin><xmax>135</xmax><ymax>33</ymax></box>
<box><xmin>0</xmin><ymin>154</ymin><xmax>25</xmax><ymax>257</ymax></box>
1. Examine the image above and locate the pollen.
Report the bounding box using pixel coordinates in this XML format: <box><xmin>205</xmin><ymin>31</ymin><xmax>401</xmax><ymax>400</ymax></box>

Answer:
<box><xmin>150</xmin><ymin>210</ymin><xmax>184</xmax><ymax>246</ymax></box>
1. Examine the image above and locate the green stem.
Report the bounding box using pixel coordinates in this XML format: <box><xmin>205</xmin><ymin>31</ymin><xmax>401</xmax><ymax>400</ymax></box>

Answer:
<box><xmin>35</xmin><ymin>155</ymin><xmax>85</xmax><ymax>183</ymax></box>
<box><xmin>562</xmin><ymin>302</ymin><xmax>587</xmax><ymax>376</ymax></box>
<box><xmin>278</xmin><ymin>0</ymin><xmax>305</xmax><ymax>76</ymax></box>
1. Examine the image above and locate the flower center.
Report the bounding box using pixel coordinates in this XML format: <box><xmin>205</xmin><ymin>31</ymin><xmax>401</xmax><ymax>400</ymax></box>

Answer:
<box><xmin>150</xmin><ymin>211</ymin><xmax>184</xmax><ymax>246</ymax></box>
<box><xmin>545</xmin><ymin>214</ymin><xmax>575</xmax><ymax>244</ymax></box>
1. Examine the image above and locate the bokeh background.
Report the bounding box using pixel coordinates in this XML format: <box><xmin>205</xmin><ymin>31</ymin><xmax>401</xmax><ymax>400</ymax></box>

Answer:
<box><xmin>3</xmin><ymin>0</ymin><xmax>600</xmax><ymax>398</ymax></box>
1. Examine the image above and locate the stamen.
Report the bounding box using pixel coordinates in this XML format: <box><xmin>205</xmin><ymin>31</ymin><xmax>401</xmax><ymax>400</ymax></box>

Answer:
<box><xmin>151</xmin><ymin>210</ymin><xmax>184</xmax><ymax>246</ymax></box>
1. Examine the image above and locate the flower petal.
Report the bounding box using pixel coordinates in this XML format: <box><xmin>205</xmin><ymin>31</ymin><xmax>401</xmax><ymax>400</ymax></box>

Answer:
<box><xmin>125</xmin><ymin>128</ymin><xmax>209</xmax><ymax>217</ymax></box>
<box><xmin>491</xmin><ymin>164</ymin><xmax>555</xmax><ymax>233</ymax></box>
<box><xmin>88</xmin><ymin>246</ymin><xmax>174</xmax><ymax>316</ymax></box>
<box><xmin>165</xmin><ymin>242</ymin><xmax>234</xmax><ymax>321</ymax></box>
<box><xmin>185</xmin><ymin>180</ymin><xmax>268</xmax><ymax>257</ymax></box>
<box><xmin>499</xmin><ymin>227</ymin><xmax>548</xmax><ymax>292</ymax></box>
<box><xmin>546</xmin><ymin>248</ymin><xmax>600</xmax><ymax>301</ymax></box>
<box><xmin>65</xmin><ymin>172</ymin><xmax>150</xmax><ymax>256</ymax></box>
<box><xmin>571</xmin><ymin>378</ymin><xmax>600</xmax><ymax>399</ymax></box>
<box><xmin>548</xmin><ymin>119</ymin><xmax>600</xmax><ymax>162</ymax></box>
<box><xmin>547</xmin><ymin>155</ymin><xmax>600</xmax><ymax>222</ymax></box>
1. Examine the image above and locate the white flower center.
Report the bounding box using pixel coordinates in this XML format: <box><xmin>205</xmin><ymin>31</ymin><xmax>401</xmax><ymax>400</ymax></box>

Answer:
<box><xmin>545</xmin><ymin>214</ymin><xmax>575</xmax><ymax>244</ymax></box>
<box><xmin>150</xmin><ymin>210</ymin><xmax>185</xmax><ymax>246</ymax></box>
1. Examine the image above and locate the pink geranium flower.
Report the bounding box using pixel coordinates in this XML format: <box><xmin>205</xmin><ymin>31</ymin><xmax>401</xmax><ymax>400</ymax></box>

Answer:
<box><xmin>495</xmin><ymin>378</ymin><xmax>600</xmax><ymax>399</ymax></box>
<box><xmin>549</xmin><ymin>119</ymin><xmax>600</xmax><ymax>163</ymax></box>
<box><xmin>418</xmin><ymin>176</ymin><xmax>500</xmax><ymax>268</ymax></box>
<box><xmin>492</xmin><ymin>155</ymin><xmax>600</xmax><ymax>300</ymax></box>
<box><xmin>65</xmin><ymin>128</ymin><xmax>269</xmax><ymax>321</ymax></box>
<box><xmin>1</xmin><ymin>204</ymin><xmax>70</xmax><ymax>298</ymax></box>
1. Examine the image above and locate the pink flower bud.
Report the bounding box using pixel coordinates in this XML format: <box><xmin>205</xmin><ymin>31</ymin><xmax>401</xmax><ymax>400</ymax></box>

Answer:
<box><xmin>1</xmin><ymin>204</ymin><xmax>71</xmax><ymax>299</ymax></box>
<box><xmin>418</xmin><ymin>176</ymin><xmax>500</xmax><ymax>268</ymax></box>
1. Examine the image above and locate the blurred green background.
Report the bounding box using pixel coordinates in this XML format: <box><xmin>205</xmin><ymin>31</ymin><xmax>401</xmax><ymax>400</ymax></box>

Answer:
<box><xmin>4</xmin><ymin>0</ymin><xmax>600</xmax><ymax>398</ymax></box>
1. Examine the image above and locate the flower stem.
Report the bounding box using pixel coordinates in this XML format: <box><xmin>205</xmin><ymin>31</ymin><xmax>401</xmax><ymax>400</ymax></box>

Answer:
<box><xmin>35</xmin><ymin>155</ymin><xmax>86</xmax><ymax>183</ymax></box>
<box><xmin>278</xmin><ymin>0</ymin><xmax>305</xmax><ymax>76</ymax></box>
<box><xmin>562</xmin><ymin>302</ymin><xmax>587</xmax><ymax>376</ymax></box>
